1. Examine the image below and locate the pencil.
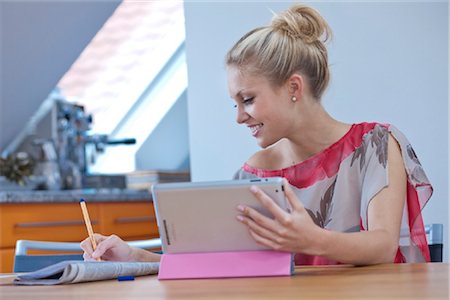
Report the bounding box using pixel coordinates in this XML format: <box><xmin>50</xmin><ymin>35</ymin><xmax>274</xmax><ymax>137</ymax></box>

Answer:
<box><xmin>79</xmin><ymin>198</ymin><xmax>101</xmax><ymax>261</ymax></box>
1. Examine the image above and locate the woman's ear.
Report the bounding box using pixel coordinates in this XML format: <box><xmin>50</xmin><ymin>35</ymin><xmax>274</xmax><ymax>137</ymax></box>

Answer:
<box><xmin>287</xmin><ymin>73</ymin><xmax>304</xmax><ymax>98</ymax></box>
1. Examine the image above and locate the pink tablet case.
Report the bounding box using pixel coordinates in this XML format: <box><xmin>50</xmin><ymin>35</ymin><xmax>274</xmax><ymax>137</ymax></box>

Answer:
<box><xmin>158</xmin><ymin>250</ymin><xmax>293</xmax><ymax>280</ymax></box>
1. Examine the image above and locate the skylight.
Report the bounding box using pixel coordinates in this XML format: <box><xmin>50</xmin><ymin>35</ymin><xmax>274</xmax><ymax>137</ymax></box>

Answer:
<box><xmin>57</xmin><ymin>0</ymin><xmax>187</xmax><ymax>173</ymax></box>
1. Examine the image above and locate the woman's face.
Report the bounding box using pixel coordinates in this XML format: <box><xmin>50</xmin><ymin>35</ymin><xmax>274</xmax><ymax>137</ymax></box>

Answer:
<box><xmin>227</xmin><ymin>66</ymin><xmax>294</xmax><ymax>148</ymax></box>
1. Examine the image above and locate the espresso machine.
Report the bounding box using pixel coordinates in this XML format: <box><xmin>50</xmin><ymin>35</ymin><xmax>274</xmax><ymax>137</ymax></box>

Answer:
<box><xmin>1</xmin><ymin>93</ymin><xmax>135</xmax><ymax>190</ymax></box>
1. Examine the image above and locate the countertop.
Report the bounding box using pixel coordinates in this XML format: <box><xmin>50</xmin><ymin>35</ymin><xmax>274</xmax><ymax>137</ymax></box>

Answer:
<box><xmin>0</xmin><ymin>189</ymin><xmax>152</xmax><ymax>203</ymax></box>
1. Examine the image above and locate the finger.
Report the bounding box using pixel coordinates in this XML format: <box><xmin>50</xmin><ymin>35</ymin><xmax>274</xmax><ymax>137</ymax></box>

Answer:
<box><xmin>80</xmin><ymin>233</ymin><xmax>107</xmax><ymax>255</ymax></box>
<box><xmin>237</xmin><ymin>214</ymin><xmax>277</xmax><ymax>242</ymax></box>
<box><xmin>282</xmin><ymin>178</ymin><xmax>304</xmax><ymax>211</ymax></box>
<box><xmin>248</xmin><ymin>228</ymin><xmax>284</xmax><ymax>251</ymax></box>
<box><xmin>93</xmin><ymin>233</ymin><xmax>108</xmax><ymax>243</ymax></box>
<box><xmin>238</xmin><ymin>204</ymin><xmax>278</xmax><ymax>233</ymax></box>
<box><xmin>80</xmin><ymin>237</ymin><xmax>94</xmax><ymax>254</ymax></box>
<box><xmin>241</xmin><ymin>213</ymin><xmax>290</xmax><ymax>249</ymax></box>
<box><xmin>83</xmin><ymin>252</ymin><xmax>96</xmax><ymax>261</ymax></box>
<box><xmin>249</xmin><ymin>185</ymin><xmax>289</xmax><ymax>221</ymax></box>
<box><xmin>92</xmin><ymin>234</ymin><xmax>120</xmax><ymax>259</ymax></box>
<box><xmin>237</xmin><ymin>214</ymin><xmax>282</xmax><ymax>250</ymax></box>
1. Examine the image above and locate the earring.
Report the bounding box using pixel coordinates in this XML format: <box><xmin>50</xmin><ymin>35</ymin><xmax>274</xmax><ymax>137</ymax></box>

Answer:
<box><xmin>291</xmin><ymin>96</ymin><xmax>297</xmax><ymax>102</ymax></box>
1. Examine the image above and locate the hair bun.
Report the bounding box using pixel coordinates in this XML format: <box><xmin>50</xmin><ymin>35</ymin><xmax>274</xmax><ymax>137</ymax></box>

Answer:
<box><xmin>271</xmin><ymin>5</ymin><xmax>331</xmax><ymax>44</ymax></box>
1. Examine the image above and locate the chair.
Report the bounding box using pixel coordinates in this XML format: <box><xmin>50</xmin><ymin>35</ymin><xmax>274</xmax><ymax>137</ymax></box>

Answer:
<box><xmin>400</xmin><ymin>223</ymin><xmax>443</xmax><ymax>263</ymax></box>
<box><xmin>425</xmin><ymin>224</ymin><xmax>443</xmax><ymax>263</ymax></box>
<box><xmin>13</xmin><ymin>238</ymin><xmax>162</xmax><ymax>272</ymax></box>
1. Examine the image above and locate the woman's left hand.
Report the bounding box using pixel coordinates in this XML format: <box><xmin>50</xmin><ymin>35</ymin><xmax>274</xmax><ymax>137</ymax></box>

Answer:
<box><xmin>237</xmin><ymin>178</ymin><xmax>323</xmax><ymax>255</ymax></box>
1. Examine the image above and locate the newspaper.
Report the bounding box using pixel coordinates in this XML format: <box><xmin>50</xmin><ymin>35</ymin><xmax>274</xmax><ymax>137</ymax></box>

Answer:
<box><xmin>14</xmin><ymin>260</ymin><xmax>159</xmax><ymax>285</ymax></box>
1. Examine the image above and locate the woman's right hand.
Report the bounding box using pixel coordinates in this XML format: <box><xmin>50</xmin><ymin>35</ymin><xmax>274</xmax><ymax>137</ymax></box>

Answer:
<box><xmin>80</xmin><ymin>233</ymin><xmax>135</xmax><ymax>262</ymax></box>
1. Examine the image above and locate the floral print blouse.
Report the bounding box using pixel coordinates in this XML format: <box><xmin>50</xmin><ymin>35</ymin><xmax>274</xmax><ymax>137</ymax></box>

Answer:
<box><xmin>234</xmin><ymin>122</ymin><xmax>433</xmax><ymax>265</ymax></box>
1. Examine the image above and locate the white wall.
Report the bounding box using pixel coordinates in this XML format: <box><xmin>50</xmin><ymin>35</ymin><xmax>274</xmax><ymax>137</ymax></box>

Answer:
<box><xmin>136</xmin><ymin>92</ymin><xmax>190</xmax><ymax>171</ymax></box>
<box><xmin>184</xmin><ymin>2</ymin><xmax>448</xmax><ymax>261</ymax></box>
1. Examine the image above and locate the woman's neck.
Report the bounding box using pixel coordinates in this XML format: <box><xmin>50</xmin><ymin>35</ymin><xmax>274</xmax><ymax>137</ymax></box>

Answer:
<box><xmin>283</xmin><ymin>105</ymin><xmax>351</xmax><ymax>164</ymax></box>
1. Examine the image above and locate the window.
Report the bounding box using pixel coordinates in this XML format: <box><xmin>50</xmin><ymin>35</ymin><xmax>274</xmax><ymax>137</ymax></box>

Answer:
<box><xmin>57</xmin><ymin>0</ymin><xmax>187</xmax><ymax>173</ymax></box>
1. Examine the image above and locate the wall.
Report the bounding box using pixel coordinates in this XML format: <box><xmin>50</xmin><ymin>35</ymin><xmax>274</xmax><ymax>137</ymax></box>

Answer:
<box><xmin>0</xmin><ymin>0</ymin><xmax>120</xmax><ymax>150</ymax></box>
<box><xmin>135</xmin><ymin>91</ymin><xmax>190</xmax><ymax>171</ymax></box>
<box><xmin>184</xmin><ymin>2</ymin><xmax>449</xmax><ymax>261</ymax></box>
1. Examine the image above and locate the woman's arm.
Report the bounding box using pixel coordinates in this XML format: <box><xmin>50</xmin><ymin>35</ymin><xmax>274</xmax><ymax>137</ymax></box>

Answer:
<box><xmin>80</xmin><ymin>233</ymin><xmax>161</xmax><ymax>262</ymax></box>
<box><xmin>237</xmin><ymin>135</ymin><xmax>406</xmax><ymax>265</ymax></box>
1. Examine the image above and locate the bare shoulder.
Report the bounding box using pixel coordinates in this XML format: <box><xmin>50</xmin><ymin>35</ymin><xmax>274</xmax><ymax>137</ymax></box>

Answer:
<box><xmin>246</xmin><ymin>149</ymin><xmax>270</xmax><ymax>168</ymax></box>
<box><xmin>246</xmin><ymin>140</ymin><xmax>286</xmax><ymax>170</ymax></box>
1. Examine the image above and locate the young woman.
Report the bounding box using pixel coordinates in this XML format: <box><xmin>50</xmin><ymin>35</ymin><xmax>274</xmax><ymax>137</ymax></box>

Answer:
<box><xmin>81</xmin><ymin>4</ymin><xmax>432</xmax><ymax>265</ymax></box>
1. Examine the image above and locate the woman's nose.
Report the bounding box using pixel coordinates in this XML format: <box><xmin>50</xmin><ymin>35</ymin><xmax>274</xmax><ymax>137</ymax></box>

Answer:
<box><xmin>236</xmin><ymin>106</ymin><xmax>249</xmax><ymax>124</ymax></box>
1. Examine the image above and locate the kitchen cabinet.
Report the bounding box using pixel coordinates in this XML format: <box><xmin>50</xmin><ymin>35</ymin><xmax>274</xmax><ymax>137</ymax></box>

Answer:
<box><xmin>0</xmin><ymin>200</ymin><xmax>159</xmax><ymax>272</ymax></box>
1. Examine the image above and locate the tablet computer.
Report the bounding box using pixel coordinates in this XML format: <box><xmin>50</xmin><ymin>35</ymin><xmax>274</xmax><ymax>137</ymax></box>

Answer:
<box><xmin>151</xmin><ymin>177</ymin><xmax>288</xmax><ymax>254</ymax></box>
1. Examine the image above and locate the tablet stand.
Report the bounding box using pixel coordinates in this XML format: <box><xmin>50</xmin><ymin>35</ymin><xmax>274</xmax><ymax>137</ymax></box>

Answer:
<box><xmin>158</xmin><ymin>250</ymin><xmax>293</xmax><ymax>280</ymax></box>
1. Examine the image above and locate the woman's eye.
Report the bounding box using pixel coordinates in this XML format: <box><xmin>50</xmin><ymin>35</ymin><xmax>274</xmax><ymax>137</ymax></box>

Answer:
<box><xmin>242</xmin><ymin>97</ymin><xmax>254</xmax><ymax>105</ymax></box>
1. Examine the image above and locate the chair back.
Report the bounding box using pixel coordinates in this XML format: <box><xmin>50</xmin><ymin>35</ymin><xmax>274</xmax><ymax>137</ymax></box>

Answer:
<box><xmin>14</xmin><ymin>240</ymin><xmax>84</xmax><ymax>272</ymax></box>
<box><xmin>14</xmin><ymin>254</ymin><xmax>84</xmax><ymax>272</ymax></box>
<box><xmin>425</xmin><ymin>224</ymin><xmax>443</xmax><ymax>263</ymax></box>
<box><xmin>13</xmin><ymin>238</ymin><xmax>162</xmax><ymax>272</ymax></box>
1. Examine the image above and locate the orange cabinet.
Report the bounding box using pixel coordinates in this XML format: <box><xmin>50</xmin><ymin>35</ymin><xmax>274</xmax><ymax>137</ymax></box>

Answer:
<box><xmin>99</xmin><ymin>202</ymin><xmax>159</xmax><ymax>240</ymax></box>
<box><xmin>0</xmin><ymin>203</ymin><xmax>100</xmax><ymax>248</ymax></box>
<box><xmin>0</xmin><ymin>200</ymin><xmax>158</xmax><ymax>273</ymax></box>
<box><xmin>0</xmin><ymin>248</ymin><xmax>15</xmax><ymax>275</ymax></box>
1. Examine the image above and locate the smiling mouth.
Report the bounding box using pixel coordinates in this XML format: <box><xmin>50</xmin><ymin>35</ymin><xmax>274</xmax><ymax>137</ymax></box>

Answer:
<box><xmin>248</xmin><ymin>124</ymin><xmax>263</xmax><ymax>136</ymax></box>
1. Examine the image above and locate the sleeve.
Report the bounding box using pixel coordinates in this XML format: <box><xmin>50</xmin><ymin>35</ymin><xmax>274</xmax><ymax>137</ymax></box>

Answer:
<box><xmin>359</xmin><ymin>124</ymin><xmax>390</xmax><ymax>229</ymax></box>
<box><xmin>388</xmin><ymin>125</ymin><xmax>433</xmax><ymax>263</ymax></box>
<box><xmin>360</xmin><ymin>124</ymin><xmax>433</xmax><ymax>263</ymax></box>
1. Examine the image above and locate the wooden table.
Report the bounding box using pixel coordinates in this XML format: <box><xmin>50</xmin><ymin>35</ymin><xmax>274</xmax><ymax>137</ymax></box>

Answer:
<box><xmin>0</xmin><ymin>263</ymin><xmax>448</xmax><ymax>299</ymax></box>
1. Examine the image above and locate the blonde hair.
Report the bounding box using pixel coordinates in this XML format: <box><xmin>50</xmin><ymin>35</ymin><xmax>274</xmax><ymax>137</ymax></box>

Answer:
<box><xmin>225</xmin><ymin>4</ymin><xmax>332</xmax><ymax>99</ymax></box>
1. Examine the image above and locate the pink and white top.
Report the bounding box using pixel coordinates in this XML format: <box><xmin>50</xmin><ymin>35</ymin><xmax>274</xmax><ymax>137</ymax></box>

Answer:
<box><xmin>234</xmin><ymin>122</ymin><xmax>432</xmax><ymax>265</ymax></box>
